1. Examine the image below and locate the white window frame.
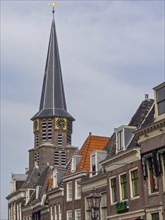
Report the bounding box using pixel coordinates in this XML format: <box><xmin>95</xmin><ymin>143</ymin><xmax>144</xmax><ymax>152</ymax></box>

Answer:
<box><xmin>67</xmin><ymin>210</ymin><xmax>72</xmax><ymax>220</ymax></box>
<box><xmin>100</xmin><ymin>192</ymin><xmax>107</xmax><ymax>220</ymax></box>
<box><xmin>119</xmin><ymin>172</ymin><xmax>127</xmax><ymax>201</ymax></box>
<box><xmin>67</xmin><ymin>181</ymin><xmax>72</xmax><ymax>201</ymax></box>
<box><xmin>75</xmin><ymin>179</ymin><xmax>81</xmax><ymax>200</ymax></box>
<box><xmin>58</xmin><ymin>204</ymin><xmax>62</xmax><ymax>220</ymax></box>
<box><xmin>129</xmin><ymin>168</ymin><xmax>140</xmax><ymax>199</ymax></box>
<box><xmin>115</xmin><ymin>125</ymin><xmax>136</xmax><ymax>154</ymax></box>
<box><xmin>54</xmin><ymin>205</ymin><xmax>57</xmax><ymax>220</ymax></box>
<box><xmin>109</xmin><ymin>176</ymin><xmax>117</xmax><ymax>204</ymax></box>
<box><xmin>50</xmin><ymin>206</ymin><xmax>53</xmax><ymax>220</ymax></box>
<box><xmin>90</xmin><ymin>153</ymin><xmax>98</xmax><ymax>177</ymax></box>
<box><xmin>75</xmin><ymin>209</ymin><xmax>81</xmax><ymax>220</ymax></box>
<box><xmin>146</xmin><ymin>206</ymin><xmax>163</xmax><ymax>220</ymax></box>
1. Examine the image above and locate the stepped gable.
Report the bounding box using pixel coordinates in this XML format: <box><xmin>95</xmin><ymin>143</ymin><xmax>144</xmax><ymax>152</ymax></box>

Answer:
<box><xmin>75</xmin><ymin>134</ymin><xmax>109</xmax><ymax>173</ymax></box>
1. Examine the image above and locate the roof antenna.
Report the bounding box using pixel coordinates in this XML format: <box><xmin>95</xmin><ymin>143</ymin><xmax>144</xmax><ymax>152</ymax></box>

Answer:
<box><xmin>48</xmin><ymin>2</ymin><xmax>56</xmax><ymax>20</ymax></box>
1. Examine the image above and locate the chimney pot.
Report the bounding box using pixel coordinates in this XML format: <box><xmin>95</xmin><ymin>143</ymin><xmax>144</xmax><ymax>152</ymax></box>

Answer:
<box><xmin>145</xmin><ymin>94</ymin><xmax>149</xmax><ymax>100</ymax></box>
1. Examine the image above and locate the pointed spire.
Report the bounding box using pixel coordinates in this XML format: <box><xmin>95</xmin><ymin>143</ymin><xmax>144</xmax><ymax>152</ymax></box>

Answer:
<box><xmin>32</xmin><ymin>17</ymin><xmax>74</xmax><ymax>121</ymax></box>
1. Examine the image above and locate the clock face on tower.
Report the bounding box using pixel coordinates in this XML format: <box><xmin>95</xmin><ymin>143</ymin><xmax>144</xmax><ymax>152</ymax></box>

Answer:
<box><xmin>33</xmin><ymin>119</ymin><xmax>39</xmax><ymax>132</ymax></box>
<box><xmin>55</xmin><ymin>118</ymin><xmax>67</xmax><ymax>130</ymax></box>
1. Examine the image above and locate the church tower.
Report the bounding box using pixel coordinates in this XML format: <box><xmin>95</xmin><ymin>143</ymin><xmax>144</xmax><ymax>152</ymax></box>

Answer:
<box><xmin>29</xmin><ymin>12</ymin><xmax>76</xmax><ymax>172</ymax></box>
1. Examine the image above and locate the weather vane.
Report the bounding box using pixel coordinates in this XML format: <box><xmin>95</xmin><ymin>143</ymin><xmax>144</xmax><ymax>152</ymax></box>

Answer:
<box><xmin>48</xmin><ymin>2</ymin><xmax>56</xmax><ymax>19</ymax></box>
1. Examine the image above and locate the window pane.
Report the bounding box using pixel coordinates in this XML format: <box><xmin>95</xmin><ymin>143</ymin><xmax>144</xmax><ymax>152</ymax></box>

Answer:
<box><xmin>117</xmin><ymin>130</ymin><xmax>123</xmax><ymax>151</ymax></box>
<box><xmin>120</xmin><ymin>174</ymin><xmax>127</xmax><ymax>200</ymax></box>
<box><xmin>111</xmin><ymin>178</ymin><xmax>117</xmax><ymax>203</ymax></box>
<box><xmin>131</xmin><ymin>170</ymin><xmax>139</xmax><ymax>197</ymax></box>
<box><xmin>148</xmin><ymin>158</ymin><xmax>158</xmax><ymax>193</ymax></box>
<box><xmin>75</xmin><ymin>209</ymin><xmax>81</xmax><ymax>220</ymax></box>
<box><xmin>151</xmin><ymin>213</ymin><xmax>159</xmax><ymax>220</ymax></box>
<box><xmin>157</xmin><ymin>87</ymin><xmax>165</xmax><ymax>102</ymax></box>
<box><xmin>158</xmin><ymin>101</ymin><xmax>165</xmax><ymax>115</ymax></box>
<box><xmin>67</xmin><ymin>182</ymin><xmax>72</xmax><ymax>200</ymax></box>
<box><xmin>67</xmin><ymin>210</ymin><xmax>72</xmax><ymax>220</ymax></box>
<box><xmin>92</xmin><ymin>155</ymin><xmax>96</xmax><ymax>175</ymax></box>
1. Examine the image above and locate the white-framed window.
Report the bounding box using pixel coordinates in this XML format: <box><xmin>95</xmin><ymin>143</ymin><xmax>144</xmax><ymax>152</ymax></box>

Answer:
<box><xmin>67</xmin><ymin>210</ymin><xmax>72</xmax><ymax>220</ymax></box>
<box><xmin>119</xmin><ymin>173</ymin><xmax>127</xmax><ymax>201</ymax></box>
<box><xmin>91</xmin><ymin>154</ymin><xmax>96</xmax><ymax>176</ymax></box>
<box><xmin>151</xmin><ymin>213</ymin><xmax>159</xmax><ymax>220</ymax></box>
<box><xmin>100</xmin><ymin>193</ymin><xmax>107</xmax><ymax>220</ymax></box>
<box><xmin>54</xmin><ymin>205</ymin><xmax>57</xmax><ymax>220</ymax></box>
<box><xmin>75</xmin><ymin>179</ymin><xmax>81</xmax><ymax>199</ymax></box>
<box><xmin>75</xmin><ymin>209</ymin><xmax>81</xmax><ymax>220</ymax></box>
<box><xmin>129</xmin><ymin>168</ymin><xmax>139</xmax><ymax>198</ymax></box>
<box><xmin>115</xmin><ymin>126</ymin><xmax>136</xmax><ymax>154</ymax></box>
<box><xmin>117</xmin><ymin>130</ymin><xmax>124</xmax><ymax>151</ymax></box>
<box><xmin>146</xmin><ymin>206</ymin><xmax>163</xmax><ymax>220</ymax></box>
<box><xmin>58</xmin><ymin>204</ymin><xmax>62</xmax><ymax>220</ymax></box>
<box><xmin>71</xmin><ymin>156</ymin><xmax>76</xmax><ymax>173</ymax></box>
<box><xmin>156</xmin><ymin>86</ymin><xmax>165</xmax><ymax>115</ymax></box>
<box><xmin>50</xmin><ymin>206</ymin><xmax>53</xmax><ymax>220</ymax></box>
<box><xmin>67</xmin><ymin>181</ymin><xmax>72</xmax><ymax>201</ymax></box>
<box><xmin>110</xmin><ymin>176</ymin><xmax>117</xmax><ymax>204</ymax></box>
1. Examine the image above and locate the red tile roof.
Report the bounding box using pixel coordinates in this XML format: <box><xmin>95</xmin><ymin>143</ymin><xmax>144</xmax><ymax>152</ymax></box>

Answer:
<box><xmin>75</xmin><ymin>134</ymin><xmax>109</xmax><ymax>173</ymax></box>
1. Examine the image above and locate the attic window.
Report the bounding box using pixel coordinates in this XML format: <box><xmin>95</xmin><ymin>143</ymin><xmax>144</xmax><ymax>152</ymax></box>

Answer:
<box><xmin>91</xmin><ymin>154</ymin><xmax>96</xmax><ymax>176</ymax></box>
<box><xmin>71</xmin><ymin>156</ymin><xmax>76</xmax><ymax>173</ymax></box>
<box><xmin>116</xmin><ymin>126</ymin><xmax>136</xmax><ymax>154</ymax></box>
<box><xmin>117</xmin><ymin>130</ymin><xmax>124</xmax><ymax>151</ymax></box>
<box><xmin>157</xmin><ymin>87</ymin><xmax>165</xmax><ymax>115</ymax></box>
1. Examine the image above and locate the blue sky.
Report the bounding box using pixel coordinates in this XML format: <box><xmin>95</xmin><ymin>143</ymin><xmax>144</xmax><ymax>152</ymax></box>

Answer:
<box><xmin>1</xmin><ymin>1</ymin><xmax>164</xmax><ymax>218</ymax></box>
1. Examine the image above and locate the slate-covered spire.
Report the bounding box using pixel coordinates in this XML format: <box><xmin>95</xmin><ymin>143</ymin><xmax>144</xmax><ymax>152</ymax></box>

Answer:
<box><xmin>32</xmin><ymin>19</ymin><xmax>74</xmax><ymax>121</ymax></box>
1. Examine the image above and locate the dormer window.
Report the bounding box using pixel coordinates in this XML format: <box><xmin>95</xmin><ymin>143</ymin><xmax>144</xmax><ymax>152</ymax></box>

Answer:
<box><xmin>71</xmin><ymin>155</ymin><xmax>81</xmax><ymax>173</ymax></box>
<box><xmin>90</xmin><ymin>151</ymin><xmax>107</xmax><ymax>177</ymax></box>
<box><xmin>154</xmin><ymin>82</ymin><xmax>165</xmax><ymax>121</ymax></box>
<box><xmin>116</xmin><ymin>125</ymin><xmax>136</xmax><ymax>154</ymax></box>
<box><xmin>71</xmin><ymin>156</ymin><xmax>76</xmax><ymax>173</ymax></box>
<box><xmin>91</xmin><ymin>154</ymin><xmax>96</xmax><ymax>176</ymax></box>
<box><xmin>117</xmin><ymin>130</ymin><xmax>124</xmax><ymax>151</ymax></box>
<box><xmin>156</xmin><ymin>86</ymin><xmax>165</xmax><ymax>115</ymax></box>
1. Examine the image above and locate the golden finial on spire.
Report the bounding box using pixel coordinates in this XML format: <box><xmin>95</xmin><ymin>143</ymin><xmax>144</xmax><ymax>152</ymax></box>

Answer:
<box><xmin>48</xmin><ymin>2</ymin><xmax>56</xmax><ymax>19</ymax></box>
